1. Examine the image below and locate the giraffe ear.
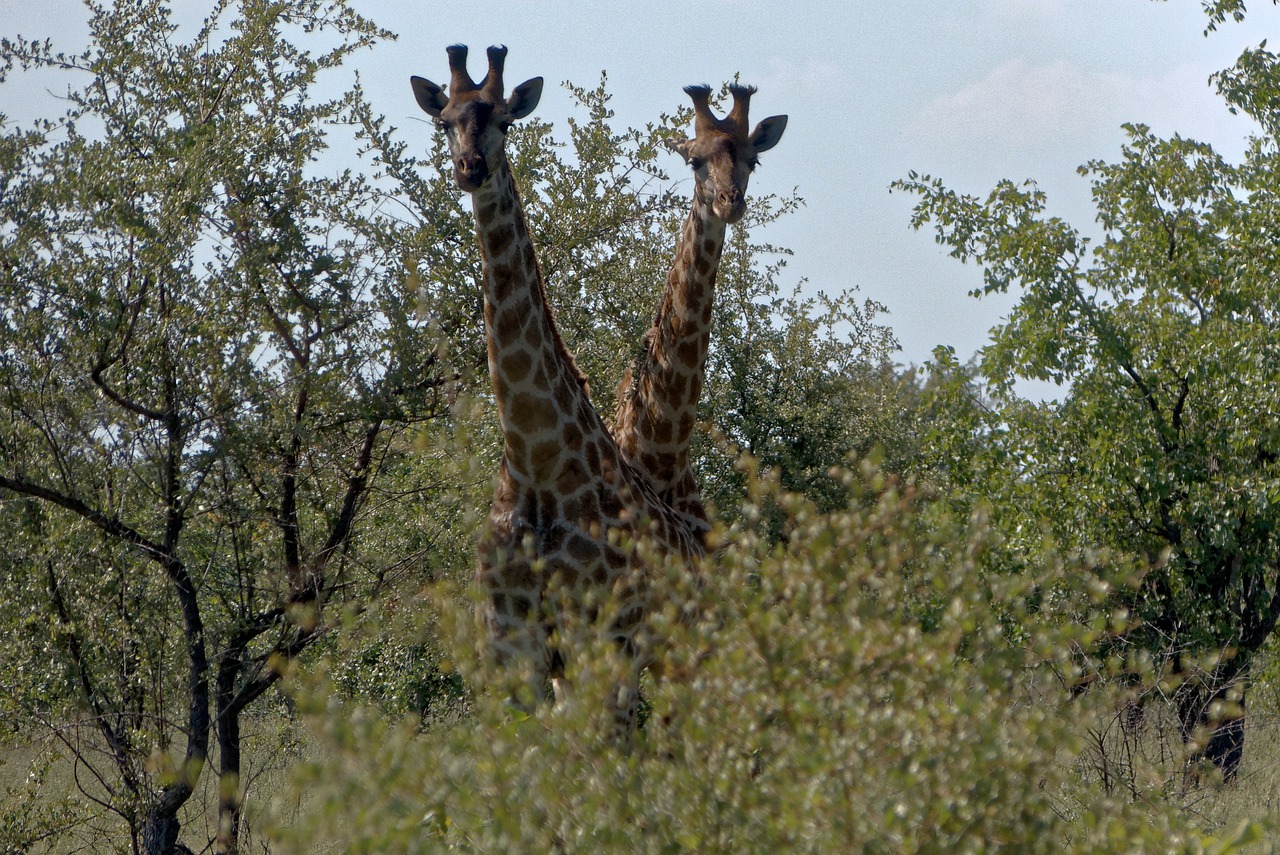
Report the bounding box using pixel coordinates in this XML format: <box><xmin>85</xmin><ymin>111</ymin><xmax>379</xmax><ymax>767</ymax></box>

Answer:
<box><xmin>507</xmin><ymin>77</ymin><xmax>543</xmax><ymax>120</ymax></box>
<box><xmin>411</xmin><ymin>76</ymin><xmax>448</xmax><ymax>118</ymax></box>
<box><xmin>749</xmin><ymin>115</ymin><xmax>788</xmax><ymax>153</ymax></box>
<box><xmin>666</xmin><ymin>137</ymin><xmax>695</xmax><ymax>163</ymax></box>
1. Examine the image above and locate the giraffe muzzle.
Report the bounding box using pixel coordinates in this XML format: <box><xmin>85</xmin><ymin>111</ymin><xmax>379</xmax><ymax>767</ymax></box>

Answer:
<box><xmin>716</xmin><ymin>188</ymin><xmax>747</xmax><ymax>224</ymax></box>
<box><xmin>455</xmin><ymin>153</ymin><xmax>489</xmax><ymax>191</ymax></box>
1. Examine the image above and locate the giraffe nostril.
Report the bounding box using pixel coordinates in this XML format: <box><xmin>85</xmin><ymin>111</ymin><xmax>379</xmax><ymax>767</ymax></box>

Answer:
<box><xmin>716</xmin><ymin>189</ymin><xmax>747</xmax><ymax>222</ymax></box>
<box><xmin>455</xmin><ymin>154</ymin><xmax>490</xmax><ymax>190</ymax></box>
<box><xmin>717</xmin><ymin>189</ymin><xmax>744</xmax><ymax>214</ymax></box>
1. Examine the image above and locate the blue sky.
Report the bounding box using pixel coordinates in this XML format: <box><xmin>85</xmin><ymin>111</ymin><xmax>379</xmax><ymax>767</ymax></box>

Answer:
<box><xmin>2</xmin><ymin>1</ymin><xmax>1275</xmax><ymax>377</ymax></box>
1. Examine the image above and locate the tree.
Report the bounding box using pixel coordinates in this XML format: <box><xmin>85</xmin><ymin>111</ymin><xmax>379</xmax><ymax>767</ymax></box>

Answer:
<box><xmin>697</xmin><ymin>222</ymin><xmax>910</xmax><ymax>527</ymax></box>
<box><xmin>0</xmin><ymin>5</ymin><xmax>915</xmax><ymax>851</ymax></box>
<box><xmin>895</xmin><ymin>34</ymin><xmax>1280</xmax><ymax>779</ymax></box>
<box><xmin>1154</xmin><ymin>0</ymin><xmax>1280</xmax><ymax>32</ymax></box>
<box><xmin>0</xmin><ymin>2</ymin><xmax>461</xmax><ymax>851</ymax></box>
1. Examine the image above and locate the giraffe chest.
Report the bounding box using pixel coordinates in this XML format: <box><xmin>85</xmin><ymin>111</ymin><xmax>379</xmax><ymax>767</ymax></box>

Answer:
<box><xmin>485</xmin><ymin>481</ymin><xmax>630</xmax><ymax>588</ymax></box>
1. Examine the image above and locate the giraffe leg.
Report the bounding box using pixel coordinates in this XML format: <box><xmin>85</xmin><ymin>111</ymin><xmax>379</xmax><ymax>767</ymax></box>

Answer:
<box><xmin>480</xmin><ymin>594</ymin><xmax>555</xmax><ymax>713</ymax></box>
<box><xmin>607</xmin><ymin>630</ymin><xmax>648</xmax><ymax>741</ymax></box>
<box><xmin>551</xmin><ymin>675</ymin><xmax>573</xmax><ymax>708</ymax></box>
<box><xmin>610</xmin><ymin>662</ymin><xmax>645</xmax><ymax>744</ymax></box>
<box><xmin>621</xmin><ymin>668</ymin><xmax>642</xmax><ymax>732</ymax></box>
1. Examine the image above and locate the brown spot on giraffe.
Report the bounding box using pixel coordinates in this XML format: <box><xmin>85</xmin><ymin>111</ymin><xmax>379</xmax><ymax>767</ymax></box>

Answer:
<box><xmin>508</xmin><ymin>392</ymin><xmax>557</xmax><ymax>435</ymax></box>
<box><xmin>560</xmin><ymin>492</ymin><xmax>591</xmax><ymax>525</ymax></box>
<box><xmin>524</xmin><ymin>317</ymin><xmax>545</xmax><ymax>353</ymax></box>
<box><xmin>562</xmin><ymin>421</ymin><xmax>583</xmax><ymax>452</ymax></box>
<box><xmin>501</xmin><ymin>349</ymin><xmax>533</xmax><ymax>384</ymax></box>
<box><xmin>529</xmin><ymin>440</ymin><xmax>562</xmax><ymax>478</ymax></box>
<box><xmin>675</xmin><ymin>335</ymin><xmax>701</xmax><ymax>368</ymax></box>
<box><xmin>494</xmin><ymin>306</ymin><xmax>524</xmax><ymax>343</ymax></box>
<box><xmin>487</xmin><ymin>222</ymin><xmax>515</xmax><ymax>257</ymax></box>
<box><xmin>505</xmin><ymin>432</ymin><xmax>526</xmax><ymax>464</ymax></box>
<box><xmin>553</xmin><ymin>376</ymin><xmax>576</xmax><ymax>413</ymax></box>
<box><xmin>650</xmin><ymin>413</ymin><xmax>674</xmax><ymax>446</ymax></box>
<box><xmin>567</xmin><ymin>533</ymin><xmax>602</xmax><ymax>566</ymax></box>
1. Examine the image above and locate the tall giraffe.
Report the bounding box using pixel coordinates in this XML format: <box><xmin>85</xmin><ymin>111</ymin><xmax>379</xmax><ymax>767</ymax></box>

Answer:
<box><xmin>411</xmin><ymin>46</ymin><xmax>702</xmax><ymax>730</ymax></box>
<box><xmin>613</xmin><ymin>84</ymin><xmax>787</xmax><ymax>536</ymax></box>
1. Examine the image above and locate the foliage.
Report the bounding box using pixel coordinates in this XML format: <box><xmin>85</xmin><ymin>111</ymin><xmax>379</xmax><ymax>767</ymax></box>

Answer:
<box><xmin>0</xmin><ymin>1</ymin><xmax>461</xmax><ymax>850</ymax></box>
<box><xmin>1152</xmin><ymin>0</ymin><xmax>1280</xmax><ymax>32</ymax></box>
<box><xmin>0</xmin><ymin>748</ymin><xmax>82</xmax><ymax>854</ymax></box>
<box><xmin>265</xmin><ymin>463</ymin><xmax>1272</xmax><ymax>853</ymax></box>
<box><xmin>895</xmin><ymin>35</ymin><xmax>1280</xmax><ymax>779</ymax></box>
<box><xmin>698</xmin><ymin>223</ymin><xmax>910</xmax><ymax>525</ymax></box>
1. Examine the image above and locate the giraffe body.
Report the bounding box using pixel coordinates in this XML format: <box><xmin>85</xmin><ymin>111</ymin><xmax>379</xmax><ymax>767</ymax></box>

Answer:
<box><xmin>412</xmin><ymin>46</ymin><xmax>702</xmax><ymax>728</ymax></box>
<box><xmin>614</xmin><ymin>84</ymin><xmax>786</xmax><ymax>534</ymax></box>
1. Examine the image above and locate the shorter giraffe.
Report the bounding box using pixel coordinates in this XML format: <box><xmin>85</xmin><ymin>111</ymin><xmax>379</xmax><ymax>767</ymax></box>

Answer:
<box><xmin>614</xmin><ymin>84</ymin><xmax>786</xmax><ymax>536</ymax></box>
<box><xmin>411</xmin><ymin>46</ymin><xmax>703</xmax><ymax>732</ymax></box>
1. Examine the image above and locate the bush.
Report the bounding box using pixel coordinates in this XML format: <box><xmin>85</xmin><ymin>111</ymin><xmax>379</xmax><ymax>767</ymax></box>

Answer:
<box><xmin>265</xmin><ymin>462</ymin><xmax>1271</xmax><ymax>853</ymax></box>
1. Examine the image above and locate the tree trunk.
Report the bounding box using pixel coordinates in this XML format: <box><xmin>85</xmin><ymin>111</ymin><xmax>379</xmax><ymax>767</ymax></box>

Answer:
<box><xmin>140</xmin><ymin>806</ymin><xmax>180</xmax><ymax>855</ymax></box>
<box><xmin>216</xmin><ymin>699</ymin><xmax>243</xmax><ymax>855</ymax></box>
<box><xmin>1204</xmin><ymin>708</ymin><xmax>1245</xmax><ymax>781</ymax></box>
<box><xmin>1176</xmin><ymin>665</ymin><xmax>1247</xmax><ymax>783</ymax></box>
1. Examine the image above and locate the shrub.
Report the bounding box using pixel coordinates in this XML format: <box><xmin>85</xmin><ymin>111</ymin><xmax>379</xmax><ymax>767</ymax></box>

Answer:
<box><xmin>266</xmin><ymin>462</ymin><xmax>1271</xmax><ymax>853</ymax></box>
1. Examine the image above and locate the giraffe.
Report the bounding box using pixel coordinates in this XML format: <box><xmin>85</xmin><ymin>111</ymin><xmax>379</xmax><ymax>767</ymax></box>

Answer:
<box><xmin>411</xmin><ymin>45</ymin><xmax>702</xmax><ymax>731</ymax></box>
<box><xmin>613</xmin><ymin>83</ymin><xmax>787</xmax><ymax>537</ymax></box>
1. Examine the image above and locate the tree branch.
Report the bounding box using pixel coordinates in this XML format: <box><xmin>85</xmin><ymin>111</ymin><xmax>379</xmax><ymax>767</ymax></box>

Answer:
<box><xmin>90</xmin><ymin>359</ymin><xmax>167</xmax><ymax>422</ymax></box>
<box><xmin>0</xmin><ymin>474</ymin><xmax>167</xmax><ymax>561</ymax></box>
<box><xmin>316</xmin><ymin>419</ymin><xmax>382</xmax><ymax>572</ymax></box>
<box><xmin>46</xmin><ymin>561</ymin><xmax>141</xmax><ymax>797</ymax></box>
<box><xmin>280</xmin><ymin>384</ymin><xmax>307</xmax><ymax>595</ymax></box>
<box><xmin>0</xmin><ymin>474</ymin><xmax>210</xmax><ymax>828</ymax></box>
<box><xmin>1170</xmin><ymin>377</ymin><xmax>1190</xmax><ymax>438</ymax></box>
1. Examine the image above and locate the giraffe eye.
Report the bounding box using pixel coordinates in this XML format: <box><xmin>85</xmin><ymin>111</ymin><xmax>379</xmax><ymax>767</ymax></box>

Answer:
<box><xmin>688</xmin><ymin>157</ymin><xmax>704</xmax><ymax>171</ymax></box>
<box><xmin>434</xmin><ymin>118</ymin><xmax>452</xmax><ymax>132</ymax></box>
<box><xmin>747</xmin><ymin>156</ymin><xmax>760</xmax><ymax>172</ymax></box>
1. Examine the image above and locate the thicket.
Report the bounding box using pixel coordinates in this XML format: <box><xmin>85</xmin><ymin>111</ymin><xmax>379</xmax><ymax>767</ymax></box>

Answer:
<box><xmin>267</xmin><ymin>461</ymin><xmax>1273</xmax><ymax>853</ymax></box>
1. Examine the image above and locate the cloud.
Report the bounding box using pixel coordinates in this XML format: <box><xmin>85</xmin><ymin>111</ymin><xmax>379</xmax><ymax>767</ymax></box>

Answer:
<box><xmin>985</xmin><ymin>0</ymin><xmax>1073</xmax><ymax>20</ymax></box>
<box><xmin>914</xmin><ymin>59</ymin><xmax>1128</xmax><ymax>149</ymax></box>
<box><xmin>759</xmin><ymin>55</ymin><xmax>852</xmax><ymax>97</ymax></box>
<box><xmin>909</xmin><ymin>57</ymin><xmax>1250</xmax><ymax>158</ymax></box>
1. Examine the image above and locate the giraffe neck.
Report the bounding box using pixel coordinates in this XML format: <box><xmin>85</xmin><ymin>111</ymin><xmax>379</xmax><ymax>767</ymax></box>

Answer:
<box><xmin>614</xmin><ymin>190</ymin><xmax>726</xmax><ymax>520</ymax></box>
<box><xmin>471</xmin><ymin>164</ymin><xmax>594</xmax><ymax>487</ymax></box>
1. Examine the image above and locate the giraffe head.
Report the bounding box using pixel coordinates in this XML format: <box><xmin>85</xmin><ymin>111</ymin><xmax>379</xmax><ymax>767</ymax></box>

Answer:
<box><xmin>670</xmin><ymin>84</ymin><xmax>788</xmax><ymax>224</ymax></box>
<box><xmin>411</xmin><ymin>45</ymin><xmax>543</xmax><ymax>192</ymax></box>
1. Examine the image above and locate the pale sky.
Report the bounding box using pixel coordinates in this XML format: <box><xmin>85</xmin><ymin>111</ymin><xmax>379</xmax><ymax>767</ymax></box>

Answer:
<box><xmin>1</xmin><ymin>0</ymin><xmax>1275</xmax><ymax>376</ymax></box>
